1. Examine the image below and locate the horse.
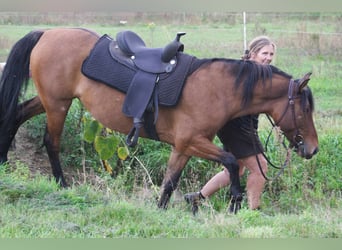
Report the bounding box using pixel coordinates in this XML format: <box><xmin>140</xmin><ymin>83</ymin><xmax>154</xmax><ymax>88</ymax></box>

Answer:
<box><xmin>0</xmin><ymin>28</ymin><xmax>318</xmax><ymax>213</ymax></box>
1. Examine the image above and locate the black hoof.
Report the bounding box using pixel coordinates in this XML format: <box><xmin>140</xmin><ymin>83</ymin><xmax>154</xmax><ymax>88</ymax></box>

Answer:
<box><xmin>228</xmin><ymin>194</ymin><xmax>243</xmax><ymax>214</ymax></box>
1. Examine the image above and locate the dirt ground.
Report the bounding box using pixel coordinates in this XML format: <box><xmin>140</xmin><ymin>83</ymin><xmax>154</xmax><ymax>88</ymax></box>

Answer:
<box><xmin>7</xmin><ymin>126</ymin><xmax>85</xmax><ymax>185</ymax></box>
<box><xmin>6</xmin><ymin>126</ymin><xmax>188</xmax><ymax>203</ymax></box>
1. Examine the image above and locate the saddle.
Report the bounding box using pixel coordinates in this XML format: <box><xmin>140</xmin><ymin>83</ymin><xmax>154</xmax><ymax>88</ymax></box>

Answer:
<box><xmin>111</xmin><ymin>31</ymin><xmax>186</xmax><ymax>147</ymax></box>
<box><xmin>115</xmin><ymin>30</ymin><xmax>186</xmax><ymax>73</ymax></box>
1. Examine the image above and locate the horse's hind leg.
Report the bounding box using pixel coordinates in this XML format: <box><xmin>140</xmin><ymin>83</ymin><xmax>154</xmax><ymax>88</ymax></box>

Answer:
<box><xmin>158</xmin><ymin>148</ymin><xmax>190</xmax><ymax>209</ymax></box>
<box><xmin>43</xmin><ymin>101</ymin><xmax>72</xmax><ymax>187</ymax></box>
<box><xmin>17</xmin><ymin>96</ymin><xmax>45</xmax><ymax>123</ymax></box>
<box><xmin>0</xmin><ymin>96</ymin><xmax>45</xmax><ymax>164</ymax></box>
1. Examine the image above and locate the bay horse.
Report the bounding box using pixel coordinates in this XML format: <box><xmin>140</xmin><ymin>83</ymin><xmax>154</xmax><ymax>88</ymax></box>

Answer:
<box><xmin>0</xmin><ymin>28</ymin><xmax>318</xmax><ymax>213</ymax></box>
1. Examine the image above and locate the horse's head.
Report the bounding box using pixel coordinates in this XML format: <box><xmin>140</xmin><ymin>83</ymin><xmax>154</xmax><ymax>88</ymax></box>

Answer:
<box><xmin>275</xmin><ymin>72</ymin><xmax>319</xmax><ymax>159</ymax></box>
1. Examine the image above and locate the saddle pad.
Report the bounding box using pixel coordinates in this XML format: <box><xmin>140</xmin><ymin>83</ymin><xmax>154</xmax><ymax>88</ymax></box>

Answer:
<box><xmin>82</xmin><ymin>34</ymin><xmax>201</xmax><ymax>107</ymax></box>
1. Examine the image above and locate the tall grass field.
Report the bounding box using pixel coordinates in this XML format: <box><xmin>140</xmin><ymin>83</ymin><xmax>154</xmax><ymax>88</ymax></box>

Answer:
<box><xmin>0</xmin><ymin>12</ymin><xmax>341</xmax><ymax>238</ymax></box>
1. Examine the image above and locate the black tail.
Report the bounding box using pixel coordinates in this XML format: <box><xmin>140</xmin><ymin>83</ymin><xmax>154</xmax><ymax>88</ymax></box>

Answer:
<box><xmin>0</xmin><ymin>30</ymin><xmax>44</xmax><ymax>132</ymax></box>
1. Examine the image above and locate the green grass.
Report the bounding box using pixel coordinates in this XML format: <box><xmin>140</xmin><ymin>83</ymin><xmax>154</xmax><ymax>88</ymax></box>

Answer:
<box><xmin>1</xmin><ymin>164</ymin><xmax>341</xmax><ymax>238</ymax></box>
<box><xmin>0</xmin><ymin>12</ymin><xmax>341</xmax><ymax>238</ymax></box>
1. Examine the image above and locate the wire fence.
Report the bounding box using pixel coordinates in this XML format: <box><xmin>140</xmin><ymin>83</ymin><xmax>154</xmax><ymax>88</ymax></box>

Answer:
<box><xmin>0</xmin><ymin>12</ymin><xmax>341</xmax><ymax>62</ymax></box>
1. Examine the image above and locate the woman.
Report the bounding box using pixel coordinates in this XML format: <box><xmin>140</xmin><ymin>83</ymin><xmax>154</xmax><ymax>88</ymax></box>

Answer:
<box><xmin>184</xmin><ymin>36</ymin><xmax>276</xmax><ymax>212</ymax></box>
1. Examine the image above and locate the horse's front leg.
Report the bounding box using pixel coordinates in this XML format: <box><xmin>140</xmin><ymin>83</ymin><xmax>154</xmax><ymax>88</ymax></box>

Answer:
<box><xmin>181</xmin><ymin>137</ymin><xmax>243</xmax><ymax>214</ymax></box>
<box><xmin>219</xmin><ymin>151</ymin><xmax>243</xmax><ymax>213</ymax></box>
<box><xmin>158</xmin><ymin>147</ymin><xmax>190</xmax><ymax>209</ymax></box>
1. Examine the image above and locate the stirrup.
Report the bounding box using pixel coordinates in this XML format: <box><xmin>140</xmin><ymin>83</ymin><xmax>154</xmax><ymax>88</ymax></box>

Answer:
<box><xmin>126</xmin><ymin>118</ymin><xmax>143</xmax><ymax>147</ymax></box>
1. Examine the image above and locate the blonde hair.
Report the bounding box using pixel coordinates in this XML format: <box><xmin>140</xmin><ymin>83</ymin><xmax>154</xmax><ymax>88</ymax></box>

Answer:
<box><xmin>242</xmin><ymin>36</ymin><xmax>276</xmax><ymax>60</ymax></box>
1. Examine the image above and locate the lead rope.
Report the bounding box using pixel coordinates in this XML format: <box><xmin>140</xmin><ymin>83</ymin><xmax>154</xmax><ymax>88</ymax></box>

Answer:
<box><xmin>253</xmin><ymin>79</ymin><xmax>297</xmax><ymax>181</ymax></box>
<box><xmin>252</xmin><ymin>116</ymin><xmax>291</xmax><ymax>181</ymax></box>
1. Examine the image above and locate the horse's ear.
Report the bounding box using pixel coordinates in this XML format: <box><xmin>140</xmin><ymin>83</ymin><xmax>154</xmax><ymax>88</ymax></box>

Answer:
<box><xmin>298</xmin><ymin>72</ymin><xmax>311</xmax><ymax>92</ymax></box>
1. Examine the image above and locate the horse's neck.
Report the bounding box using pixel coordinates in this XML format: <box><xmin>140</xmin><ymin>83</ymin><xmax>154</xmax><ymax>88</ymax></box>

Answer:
<box><xmin>239</xmin><ymin>76</ymin><xmax>290</xmax><ymax>118</ymax></box>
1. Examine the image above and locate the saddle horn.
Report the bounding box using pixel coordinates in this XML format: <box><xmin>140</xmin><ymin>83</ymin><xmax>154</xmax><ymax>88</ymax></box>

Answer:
<box><xmin>161</xmin><ymin>32</ymin><xmax>186</xmax><ymax>63</ymax></box>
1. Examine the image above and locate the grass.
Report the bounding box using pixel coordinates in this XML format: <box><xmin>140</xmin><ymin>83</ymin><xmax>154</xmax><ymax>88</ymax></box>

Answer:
<box><xmin>1</xmin><ymin>163</ymin><xmax>341</xmax><ymax>238</ymax></box>
<box><xmin>0</xmin><ymin>12</ymin><xmax>341</xmax><ymax>238</ymax></box>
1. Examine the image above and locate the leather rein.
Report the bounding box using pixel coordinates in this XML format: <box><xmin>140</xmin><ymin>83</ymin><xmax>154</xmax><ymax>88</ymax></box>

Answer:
<box><xmin>253</xmin><ymin>79</ymin><xmax>304</xmax><ymax>181</ymax></box>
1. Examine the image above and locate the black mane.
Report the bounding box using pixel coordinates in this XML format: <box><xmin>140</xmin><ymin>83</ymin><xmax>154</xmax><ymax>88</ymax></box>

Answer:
<box><xmin>221</xmin><ymin>59</ymin><xmax>293</xmax><ymax>107</ymax></box>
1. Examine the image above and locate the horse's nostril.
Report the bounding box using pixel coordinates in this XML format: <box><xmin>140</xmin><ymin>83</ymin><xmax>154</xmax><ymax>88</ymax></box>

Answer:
<box><xmin>313</xmin><ymin>147</ymin><xmax>319</xmax><ymax>155</ymax></box>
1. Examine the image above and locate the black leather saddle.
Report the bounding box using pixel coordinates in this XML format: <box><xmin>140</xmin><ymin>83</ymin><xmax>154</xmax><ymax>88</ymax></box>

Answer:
<box><xmin>109</xmin><ymin>31</ymin><xmax>187</xmax><ymax>147</ymax></box>
<box><xmin>115</xmin><ymin>30</ymin><xmax>186</xmax><ymax>73</ymax></box>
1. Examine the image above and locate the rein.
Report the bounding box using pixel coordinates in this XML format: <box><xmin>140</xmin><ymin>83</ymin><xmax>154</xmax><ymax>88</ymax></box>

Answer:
<box><xmin>253</xmin><ymin>78</ymin><xmax>303</xmax><ymax>181</ymax></box>
<box><xmin>252</xmin><ymin>116</ymin><xmax>292</xmax><ymax>181</ymax></box>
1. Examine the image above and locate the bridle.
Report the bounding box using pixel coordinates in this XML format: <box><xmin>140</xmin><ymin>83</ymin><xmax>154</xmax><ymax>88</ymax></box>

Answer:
<box><xmin>253</xmin><ymin>78</ymin><xmax>305</xmax><ymax>181</ymax></box>
<box><xmin>274</xmin><ymin>78</ymin><xmax>305</xmax><ymax>150</ymax></box>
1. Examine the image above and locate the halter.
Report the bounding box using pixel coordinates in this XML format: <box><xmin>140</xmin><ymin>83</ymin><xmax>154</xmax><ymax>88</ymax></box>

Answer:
<box><xmin>253</xmin><ymin>78</ymin><xmax>304</xmax><ymax>181</ymax></box>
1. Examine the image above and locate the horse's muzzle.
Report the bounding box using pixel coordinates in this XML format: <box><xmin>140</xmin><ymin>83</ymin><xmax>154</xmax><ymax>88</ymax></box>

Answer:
<box><xmin>296</xmin><ymin>144</ymin><xmax>319</xmax><ymax>159</ymax></box>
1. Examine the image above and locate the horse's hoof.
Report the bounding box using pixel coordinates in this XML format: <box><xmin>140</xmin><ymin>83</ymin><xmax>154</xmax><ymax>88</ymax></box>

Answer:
<box><xmin>56</xmin><ymin>178</ymin><xmax>69</xmax><ymax>188</ymax></box>
<box><xmin>0</xmin><ymin>156</ymin><xmax>8</xmax><ymax>165</ymax></box>
<box><xmin>184</xmin><ymin>192</ymin><xmax>202</xmax><ymax>215</ymax></box>
<box><xmin>228</xmin><ymin>194</ymin><xmax>243</xmax><ymax>214</ymax></box>
<box><xmin>157</xmin><ymin>195</ymin><xmax>169</xmax><ymax>210</ymax></box>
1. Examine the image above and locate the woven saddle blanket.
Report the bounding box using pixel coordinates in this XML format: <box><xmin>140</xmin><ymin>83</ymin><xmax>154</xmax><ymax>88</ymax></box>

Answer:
<box><xmin>82</xmin><ymin>34</ymin><xmax>204</xmax><ymax>107</ymax></box>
